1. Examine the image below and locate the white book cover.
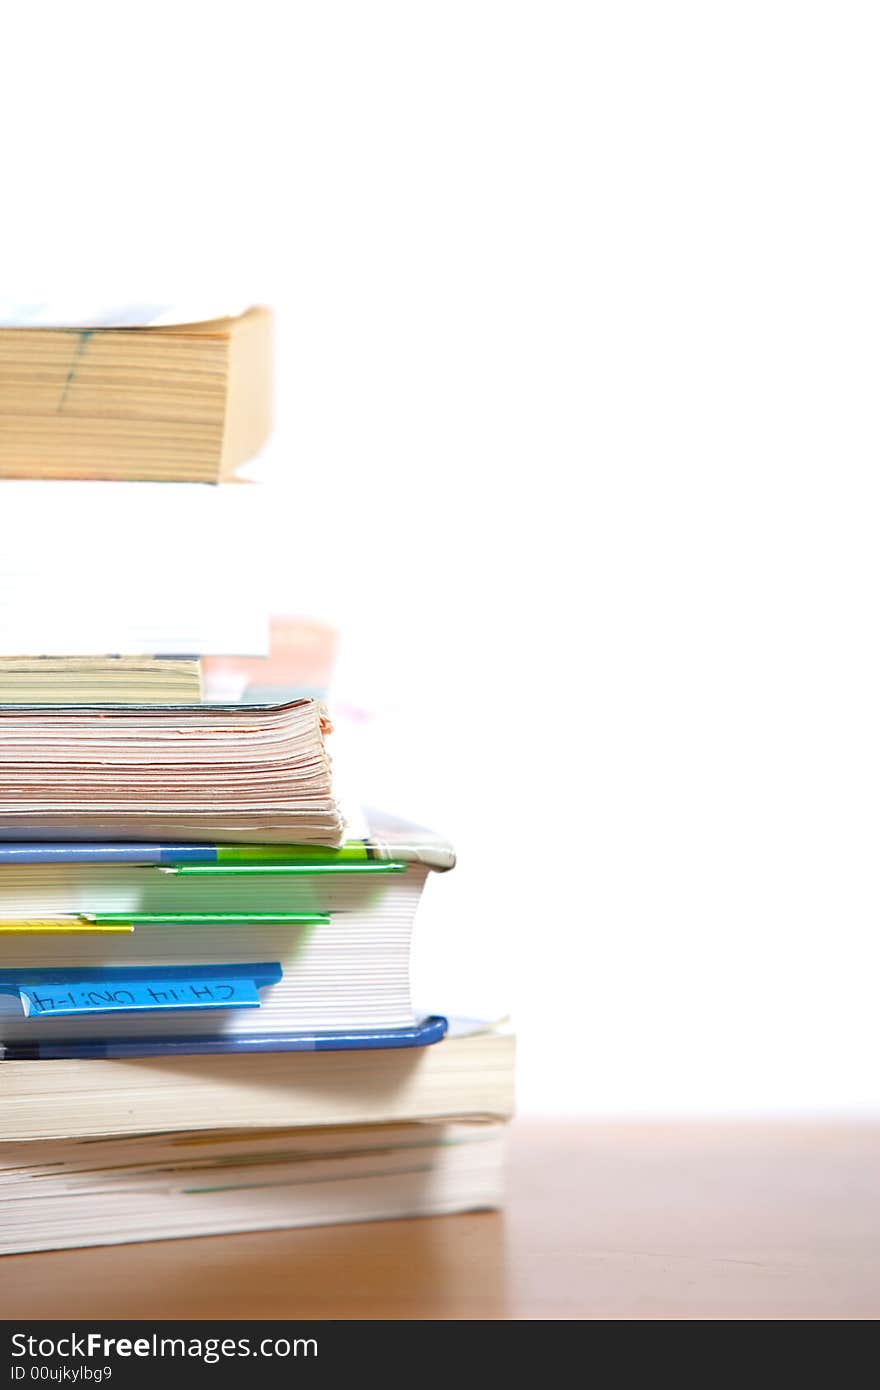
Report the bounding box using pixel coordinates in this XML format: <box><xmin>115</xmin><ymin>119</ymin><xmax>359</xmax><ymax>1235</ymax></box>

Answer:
<box><xmin>0</xmin><ymin>481</ymin><xmax>269</xmax><ymax>656</ymax></box>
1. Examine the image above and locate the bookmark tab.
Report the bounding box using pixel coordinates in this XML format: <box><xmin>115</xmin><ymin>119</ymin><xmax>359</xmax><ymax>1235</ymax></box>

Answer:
<box><xmin>1</xmin><ymin>963</ymin><xmax>282</xmax><ymax>1019</ymax></box>
<box><xmin>213</xmin><ymin>842</ymin><xmax>375</xmax><ymax>866</ymax></box>
<box><xmin>0</xmin><ymin>917</ymin><xmax>134</xmax><ymax>935</ymax></box>
<box><xmin>18</xmin><ymin>978</ymin><xmax>261</xmax><ymax>1018</ymax></box>
<box><xmin>82</xmin><ymin>912</ymin><xmax>329</xmax><ymax>926</ymax></box>
<box><xmin>163</xmin><ymin>863</ymin><xmax>406</xmax><ymax>878</ymax></box>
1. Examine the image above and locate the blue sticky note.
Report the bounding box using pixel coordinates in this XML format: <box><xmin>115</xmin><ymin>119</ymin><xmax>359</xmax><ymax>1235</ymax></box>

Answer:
<box><xmin>1</xmin><ymin>963</ymin><xmax>282</xmax><ymax>1019</ymax></box>
<box><xmin>19</xmin><ymin>977</ymin><xmax>262</xmax><ymax>1017</ymax></box>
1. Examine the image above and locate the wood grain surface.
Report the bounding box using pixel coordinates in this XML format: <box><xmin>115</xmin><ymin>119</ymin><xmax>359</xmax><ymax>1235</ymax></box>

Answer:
<box><xmin>4</xmin><ymin>1120</ymin><xmax>879</xmax><ymax>1319</ymax></box>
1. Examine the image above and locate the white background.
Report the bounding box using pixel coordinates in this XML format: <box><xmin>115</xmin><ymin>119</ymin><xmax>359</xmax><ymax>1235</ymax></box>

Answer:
<box><xmin>4</xmin><ymin>3</ymin><xmax>880</xmax><ymax>1114</ymax></box>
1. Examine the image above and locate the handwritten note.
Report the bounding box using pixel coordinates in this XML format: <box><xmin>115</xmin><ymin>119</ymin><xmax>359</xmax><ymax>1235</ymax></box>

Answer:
<box><xmin>0</xmin><ymin>962</ymin><xmax>283</xmax><ymax>1019</ymax></box>
<box><xmin>18</xmin><ymin>977</ymin><xmax>264</xmax><ymax>1017</ymax></box>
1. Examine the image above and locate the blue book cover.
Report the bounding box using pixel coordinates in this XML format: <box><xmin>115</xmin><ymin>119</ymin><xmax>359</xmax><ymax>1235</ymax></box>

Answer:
<box><xmin>0</xmin><ymin>1015</ymin><xmax>448</xmax><ymax>1060</ymax></box>
<box><xmin>0</xmin><ymin>815</ymin><xmax>455</xmax><ymax>871</ymax></box>
<box><xmin>0</xmin><ymin>842</ymin><xmax>217</xmax><ymax>866</ymax></box>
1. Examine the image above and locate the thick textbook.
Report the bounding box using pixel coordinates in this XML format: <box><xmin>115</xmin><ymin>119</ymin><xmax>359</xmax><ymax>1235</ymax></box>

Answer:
<box><xmin>0</xmin><ymin>1119</ymin><xmax>507</xmax><ymax>1254</ymax></box>
<box><xmin>0</xmin><ymin>307</ymin><xmax>271</xmax><ymax>483</ymax></box>
<box><xmin>0</xmin><ymin>1026</ymin><xmax>515</xmax><ymax>1140</ymax></box>
<box><xmin>0</xmin><ymin>819</ymin><xmax>453</xmax><ymax>1047</ymax></box>
<box><xmin>0</xmin><ymin>699</ymin><xmax>344</xmax><ymax>844</ymax></box>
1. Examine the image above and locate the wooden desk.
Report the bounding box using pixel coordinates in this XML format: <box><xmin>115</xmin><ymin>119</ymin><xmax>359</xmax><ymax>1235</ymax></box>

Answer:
<box><xmin>4</xmin><ymin>1120</ymin><xmax>880</xmax><ymax>1319</ymax></box>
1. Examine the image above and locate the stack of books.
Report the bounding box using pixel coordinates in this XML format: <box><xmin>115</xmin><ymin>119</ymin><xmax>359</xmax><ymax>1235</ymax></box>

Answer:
<box><xmin>0</xmin><ymin>307</ymin><xmax>513</xmax><ymax>1255</ymax></box>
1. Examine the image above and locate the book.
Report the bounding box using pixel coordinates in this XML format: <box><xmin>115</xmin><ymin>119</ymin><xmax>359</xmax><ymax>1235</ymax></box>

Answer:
<box><xmin>0</xmin><ymin>1119</ymin><xmax>507</xmax><ymax>1254</ymax></box>
<box><xmin>0</xmin><ymin>307</ymin><xmax>271</xmax><ymax>483</ymax></box>
<box><xmin>0</xmin><ymin>699</ymin><xmax>344</xmax><ymax>844</ymax></box>
<box><xmin>0</xmin><ymin>817</ymin><xmax>453</xmax><ymax>1048</ymax></box>
<box><xmin>0</xmin><ymin>1025</ymin><xmax>515</xmax><ymax>1140</ymax></box>
<box><xmin>0</xmin><ymin>656</ymin><xmax>202</xmax><ymax>704</ymax></box>
<box><xmin>0</xmin><ymin>1018</ymin><xmax>449</xmax><ymax>1061</ymax></box>
<box><xmin>0</xmin><ymin>837</ymin><xmax>450</xmax><ymax>1045</ymax></box>
<box><xmin>0</xmin><ymin>481</ymin><xmax>269</xmax><ymax>657</ymax></box>
<box><xmin>0</xmin><ymin>808</ymin><xmax>456</xmax><ymax>869</ymax></box>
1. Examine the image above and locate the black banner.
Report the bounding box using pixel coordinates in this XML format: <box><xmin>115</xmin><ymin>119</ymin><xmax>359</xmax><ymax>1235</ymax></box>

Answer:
<box><xmin>1</xmin><ymin>1321</ymin><xmax>567</xmax><ymax>1385</ymax></box>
